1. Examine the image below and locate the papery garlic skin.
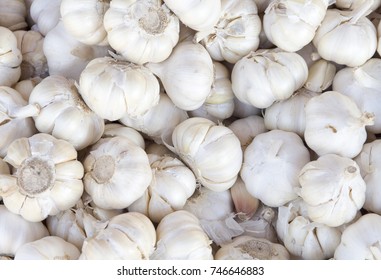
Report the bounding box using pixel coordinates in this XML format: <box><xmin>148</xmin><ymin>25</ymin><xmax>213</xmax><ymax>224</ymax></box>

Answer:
<box><xmin>232</xmin><ymin>48</ymin><xmax>308</xmax><ymax>109</ymax></box>
<box><xmin>304</xmin><ymin>59</ymin><xmax>336</xmax><ymax>92</ymax></box>
<box><xmin>29</xmin><ymin>75</ymin><xmax>105</xmax><ymax>150</ymax></box>
<box><xmin>0</xmin><ymin>133</ymin><xmax>84</xmax><ymax>222</ymax></box>
<box><xmin>169</xmin><ymin>117</ymin><xmax>242</xmax><ymax>192</ymax></box>
<box><xmin>104</xmin><ymin>0</ymin><xmax>179</xmax><ymax>64</ymax></box>
<box><xmin>0</xmin><ymin>0</ymin><xmax>27</xmax><ymax>31</ymax></box>
<box><xmin>79</xmin><ymin>56</ymin><xmax>160</xmax><ymax>121</ymax></box>
<box><xmin>334</xmin><ymin>213</ymin><xmax>381</xmax><ymax>260</ymax></box>
<box><xmin>80</xmin><ymin>212</ymin><xmax>156</xmax><ymax>260</ymax></box>
<box><xmin>151</xmin><ymin>210</ymin><xmax>213</xmax><ymax>260</ymax></box>
<box><xmin>102</xmin><ymin>123</ymin><xmax>145</xmax><ymax>150</ymax></box>
<box><xmin>241</xmin><ymin>130</ymin><xmax>310</xmax><ymax>207</ymax></box>
<box><xmin>83</xmin><ymin>136</ymin><xmax>152</xmax><ymax>210</ymax></box>
<box><xmin>30</xmin><ymin>0</ymin><xmax>61</xmax><ymax>36</ymax></box>
<box><xmin>14</xmin><ymin>236</ymin><xmax>80</xmax><ymax>260</ymax></box>
<box><xmin>304</xmin><ymin>91</ymin><xmax>374</xmax><ymax>158</ymax></box>
<box><xmin>61</xmin><ymin>0</ymin><xmax>110</xmax><ymax>46</ymax></box>
<box><xmin>299</xmin><ymin>154</ymin><xmax>366</xmax><ymax>227</ymax></box>
<box><xmin>13</xmin><ymin>77</ymin><xmax>42</xmax><ymax>102</ymax></box>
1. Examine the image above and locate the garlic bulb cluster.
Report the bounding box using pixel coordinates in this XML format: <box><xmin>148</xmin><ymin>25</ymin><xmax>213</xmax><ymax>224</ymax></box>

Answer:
<box><xmin>151</xmin><ymin>210</ymin><xmax>213</xmax><ymax>260</ymax></box>
<box><xmin>241</xmin><ymin>129</ymin><xmax>310</xmax><ymax>207</ymax></box>
<box><xmin>102</xmin><ymin>123</ymin><xmax>145</xmax><ymax>150</ymax></box>
<box><xmin>104</xmin><ymin>0</ymin><xmax>179</xmax><ymax>64</ymax></box>
<box><xmin>0</xmin><ymin>133</ymin><xmax>84</xmax><ymax>222</ymax></box>
<box><xmin>30</xmin><ymin>0</ymin><xmax>61</xmax><ymax>36</ymax></box>
<box><xmin>167</xmin><ymin>117</ymin><xmax>242</xmax><ymax>192</ymax></box>
<box><xmin>79</xmin><ymin>56</ymin><xmax>160</xmax><ymax>121</ymax></box>
<box><xmin>80</xmin><ymin>212</ymin><xmax>156</xmax><ymax>260</ymax></box>
<box><xmin>304</xmin><ymin>59</ymin><xmax>336</xmax><ymax>92</ymax></box>
<box><xmin>0</xmin><ymin>0</ymin><xmax>27</xmax><ymax>31</ymax></box>
<box><xmin>232</xmin><ymin>48</ymin><xmax>308</xmax><ymax>108</ymax></box>
<box><xmin>29</xmin><ymin>75</ymin><xmax>105</xmax><ymax>150</ymax></box>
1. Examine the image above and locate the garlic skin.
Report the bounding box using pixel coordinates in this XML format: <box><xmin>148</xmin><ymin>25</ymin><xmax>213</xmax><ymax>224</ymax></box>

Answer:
<box><xmin>83</xmin><ymin>136</ymin><xmax>152</xmax><ymax>210</ymax></box>
<box><xmin>334</xmin><ymin>213</ymin><xmax>381</xmax><ymax>260</ymax></box>
<box><xmin>0</xmin><ymin>0</ymin><xmax>27</xmax><ymax>31</ymax></box>
<box><xmin>102</xmin><ymin>123</ymin><xmax>145</xmax><ymax>150</ymax></box>
<box><xmin>13</xmin><ymin>77</ymin><xmax>42</xmax><ymax>102</ymax></box>
<box><xmin>147</xmin><ymin>41</ymin><xmax>214</xmax><ymax>111</ymax></box>
<box><xmin>304</xmin><ymin>59</ymin><xmax>336</xmax><ymax>93</ymax></box>
<box><xmin>263</xmin><ymin>0</ymin><xmax>329</xmax><ymax>52</ymax></box>
<box><xmin>0</xmin><ymin>133</ymin><xmax>84</xmax><ymax>222</ymax></box>
<box><xmin>151</xmin><ymin>210</ymin><xmax>213</xmax><ymax>260</ymax></box>
<box><xmin>198</xmin><ymin>0</ymin><xmax>261</xmax><ymax>64</ymax></box>
<box><xmin>128</xmin><ymin>154</ymin><xmax>196</xmax><ymax>223</ymax></box>
<box><xmin>167</xmin><ymin>117</ymin><xmax>243</xmax><ymax>192</ymax></box>
<box><xmin>335</xmin><ymin>0</ymin><xmax>381</xmax><ymax>11</ymax></box>
<box><xmin>0</xmin><ymin>205</ymin><xmax>49</xmax><ymax>257</ymax></box>
<box><xmin>30</xmin><ymin>0</ymin><xmax>61</xmax><ymax>36</ymax></box>
<box><xmin>104</xmin><ymin>0</ymin><xmax>179</xmax><ymax>64</ymax></box>
<box><xmin>14</xmin><ymin>236</ymin><xmax>80</xmax><ymax>260</ymax></box>
<box><xmin>80</xmin><ymin>212</ymin><xmax>156</xmax><ymax>260</ymax></box>
<box><xmin>0</xmin><ymin>157</ymin><xmax>9</xmax><ymax>175</ymax></box>
<box><xmin>304</xmin><ymin>91</ymin><xmax>375</xmax><ymax>158</ymax></box>
<box><xmin>163</xmin><ymin>0</ymin><xmax>221</xmax><ymax>33</ymax></box>
<box><xmin>232</xmin><ymin>48</ymin><xmax>308</xmax><ymax>109</ymax></box>
<box><xmin>61</xmin><ymin>0</ymin><xmax>110</xmax><ymax>46</ymax></box>
<box><xmin>0</xmin><ymin>26</ymin><xmax>22</xmax><ymax>87</ymax></box>
<box><xmin>215</xmin><ymin>235</ymin><xmax>290</xmax><ymax>260</ymax></box>
<box><xmin>79</xmin><ymin>56</ymin><xmax>160</xmax><ymax>121</ymax></box>
<box><xmin>299</xmin><ymin>154</ymin><xmax>366</xmax><ymax>227</ymax></box>
<box><xmin>29</xmin><ymin>75</ymin><xmax>105</xmax><ymax>150</ymax></box>
<box><xmin>241</xmin><ymin>130</ymin><xmax>310</xmax><ymax>207</ymax></box>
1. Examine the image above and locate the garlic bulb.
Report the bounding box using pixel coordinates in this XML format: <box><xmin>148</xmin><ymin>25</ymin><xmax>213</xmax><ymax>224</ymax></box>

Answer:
<box><xmin>0</xmin><ymin>26</ymin><xmax>22</xmax><ymax>87</ymax></box>
<box><xmin>151</xmin><ymin>210</ymin><xmax>213</xmax><ymax>260</ymax></box>
<box><xmin>30</xmin><ymin>0</ymin><xmax>61</xmax><ymax>36</ymax></box>
<box><xmin>79</xmin><ymin>56</ymin><xmax>160</xmax><ymax>121</ymax></box>
<box><xmin>335</xmin><ymin>0</ymin><xmax>381</xmax><ymax>11</ymax></box>
<box><xmin>0</xmin><ymin>205</ymin><xmax>49</xmax><ymax>257</ymax></box>
<box><xmin>264</xmin><ymin>88</ymin><xmax>319</xmax><ymax>137</ymax></box>
<box><xmin>332</xmin><ymin>58</ymin><xmax>381</xmax><ymax>134</ymax></box>
<box><xmin>14</xmin><ymin>236</ymin><xmax>80</xmax><ymax>260</ymax></box>
<box><xmin>80</xmin><ymin>212</ymin><xmax>156</xmax><ymax>260</ymax></box>
<box><xmin>334</xmin><ymin>213</ymin><xmax>381</xmax><ymax>260</ymax></box>
<box><xmin>264</xmin><ymin>0</ymin><xmax>329</xmax><ymax>52</ymax></box>
<box><xmin>304</xmin><ymin>91</ymin><xmax>375</xmax><ymax>158</ymax></box>
<box><xmin>0</xmin><ymin>133</ymin><xmax>84</xmax><ymax>222</ymax></box>
<box><xmin>215</xmin><ymin>235</ymin><xmax>290</xmax><ymax>260</ymax></box>
<box><xmin>83</xmin><ymin>136</ymin><xmax>152</xmax><ymax>210</ymax></box>
<box><xmin>166</xmin><ymin>117</ymin><xmax>242</xmax><ymax>192</ymax></box>
<box><xmin>29</xmin><ymin>75</ymin><xmax>105</xmax><ymax>150</ymax></box>
<box><xmin>104</xmin><ymin>0</ymin><xmax>179</xmax><ymax>64</ymax></box>
<box><xmin>299</xmin><ymin>154</ymin><xmax>366</xmax><ymax>227</ymax></box>
<box><xmin>13</xmin><ymin>77</ymin><xmax>42</xmax><ymax>101</ymax></box>
<box><xmin>146</xmin><ymin>41</ymin><xmax>214</xmax><ymax>111</ymax></box>
<box><xmin>119</xmin><ymin>93</ymin><xmax>188</xmax><ymax>144</ymax></box>
<box><xmin>163</xmin><ymin>0</ymin><xmax>221</xmax><ymax>33</ymax></box>
<box><xmin>128</xmin><ymin>154</ymin><xmax>196</xmax><ymax>223</ymax></box>
<box><xmin>61</xmin><ymin>0</ymin><xmax>110</xmax><ymax>46</ymax></box>
<box><xmin>304</xmin><ymin>59</ymin><xmax>336</xmax><ymax>92</ymax></box>
<box><xmin>232</xmin><ymin>48</ymin><xmax>308</xmax><ymax>109</ymax></box>
<box><xmin>0</xmin><ymin>0</ymin><xmax>27</xmax><ymax>31</ymax></box>
<box><xmin>102</xmin><ymin>123</ymin><xmax>145</xmax><ymax>150</ymax></box>
<box><xmin>232</xmin><ymin>97</ymin><xmax>261</xmax><ymax>118</ymax></box>
<box><xmin>0</xmin><ymin>157</ymin><xmax>9</xmax><ymax>174</ymax></box>
<box><xmin>241</xmin><ymin>130</ymin><xmax>310</xmax><ymax>207</ymax></box>
<box><xmin>0</xmin><ymin>86</ymin><xmax>38</xmax><ymax>157</ymax></box>
<box><xmin>313</xmin><ymin>4</ymin><xmax>377</xmax><ymax>67</ymax></box>
<box><xmin>197</xmin><ymin>0</ymin><xmax>261</xmax><ymax>64</ymax></box>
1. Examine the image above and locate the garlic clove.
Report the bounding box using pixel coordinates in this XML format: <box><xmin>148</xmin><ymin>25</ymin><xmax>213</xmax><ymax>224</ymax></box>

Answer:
<box><xmin>3</xmin><ymin>137</ymin><xmax>31</xmax><ymax>167</ymax></box>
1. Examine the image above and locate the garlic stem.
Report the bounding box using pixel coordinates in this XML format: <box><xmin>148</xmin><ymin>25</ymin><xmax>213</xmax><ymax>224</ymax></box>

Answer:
<box><xmin>8</xmin><ymin>103</ymin><xmax>40</xmax><ymax>119</ymax></box>
<box><xmin>350</xmin><ymin>0</ymin><xmax>374</xmax><ymax>24</ymax></box>
<box><xmin>360</xmin><ymin>112</ymin><xmax>375</xmax><ymax>126</ymax></box>
<box><xmin>370</xmin><ymin>241</ymin><xmax>381</xmax><ymax>259</ymax></box>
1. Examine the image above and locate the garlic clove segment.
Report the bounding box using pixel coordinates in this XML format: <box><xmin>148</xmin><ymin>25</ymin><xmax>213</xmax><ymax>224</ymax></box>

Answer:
<box><xmin>304</xmin><ymin>59</ymin><xmax>336</xmax><ymax>93</ymax></box>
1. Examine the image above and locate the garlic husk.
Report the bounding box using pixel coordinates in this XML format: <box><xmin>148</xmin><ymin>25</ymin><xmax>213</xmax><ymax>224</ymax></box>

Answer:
<box><xmin>128</xmin><ymin>154</ymin><xmax>196</xmax><ymax>223</ymax></box>
<box><xmin>151</xmin><ymin>210</ymin><xmax>213</xmax><ymax>260</ymax></box>
<box><xmin>29</xmin><ymin>75</ymin><xmax>105</xmax><ymax>150</ymax></box>
<box><xmin>232</xmin><ymin>97</ymin><xmax>262</xmax><ymax>118</ymax></box>
<box><xmin>197</xmin><ymin>0</ymin><xmax>261</xmax><ymax>64</ymax></box>
<box><xmin>0</xmin><ymin>0</ymin><xmax>27</xmax><ymax>31</ymax></box>
<box><xmin>13</xmin><ymin>77</ymin><xmax>42</xmax><ymax>102</ymax></box>
<box><xmin>231</xmin><ymin>48</ymin><xmax>308</xmax><ymax>109</ymax></box>
<box><xmin>215</xmin><ymin>235</ymin><xmax>290</xmax><ymax>260</ymax></box>
<box><xmin>332</xmin><ymin>58</ymin><xmax>381</xmax><ymax>134</ymax></box>
<box><xmin>79</xmin><ymin>56</ymin><xmax>160</xmax><ymax>121</ymax></box>
<box><xmin>0</xmin><ymin>204</ymin><xmax>49</xmax><ymax>257</ymax></box>
<box><xmin>80</xmin><ymin>212</ymin><xmax>156</xmax><ymax>260</ymax></box>
<box><xmin>264</xmin><ymin>88</ymin><xmax>319</xmax><ymax>137</ymax></box>
<box><xmin>119</xmin><ymin>93</ymin><xmax>188</xmax><ymax>144</ymax></box>
<box><xmin>0</xmin><ymin>133</ymin><xmax>84</xmax><ymax>222</ymax></box>
<box><xmin>104</xmin><ymin>0</ymin><xmax>179</xmax><ymax>64</ymax></box>
<box><xmin>241</xmin><ymin>129</ymin><xmax>310</xmax><ymax>207</ymax></box>
<box><xmin>102</xmin><ymin>123</ymin><xmax>145</xmax><ymax>150</ymax></box>
<box><xmin>299</xmin><ymin>154</ymin><xmax>366</xmax><ymax>227</ymax></box>
<box><xmin>61</xmin><ymin>0</ymin><xmax>110</xmax><ymax>46</ymax></box>
<box><xmin>304</xmin><ymin>59</ymin><xmax>336</xmax><ymax>92</ymax></box>
<box><xmin>14</xmin><ymin>236</ymin><xmax>80</xmax><ymax>260</ymax></box>
<box><xmin>166</xmin><ymin>117</ymin><xmax>243</xmax><ymax>192</ymax></box>
<box><xmin>334</xmin><ymin>213</ymin><xmax>381</xmax><ymax>260</ymax></box>
<box><xmin>228</xmin><ymin>115</ymin><xmax>268</xmax><ymax>151</ymax></box>
<box><xmin>29</xmin><ymin>0</ymin><xmax>61</xmax><ymax>36</ymax></box>
<box><xmin>83</xmin><ymin>136</ymin><xmax>152</xmax><ymax>210</ymax></box>
<box><xmin>304</xmin><ymin>91</ymin><xmax>375</xmax><ymax>158</ymax></box>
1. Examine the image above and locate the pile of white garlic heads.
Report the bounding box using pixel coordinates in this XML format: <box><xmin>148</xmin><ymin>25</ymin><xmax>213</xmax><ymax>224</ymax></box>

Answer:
<box><xmin>1</xmin><ymin>0</ymin><xmax>381</xmax><ymax>261</ymax></box>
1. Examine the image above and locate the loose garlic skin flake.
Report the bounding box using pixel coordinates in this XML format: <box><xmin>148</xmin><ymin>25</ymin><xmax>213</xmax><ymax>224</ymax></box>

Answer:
<box><xmin>0</xmin><ymin>133</ymin><xmax>84</xmax><ymax>222</ymax></box>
